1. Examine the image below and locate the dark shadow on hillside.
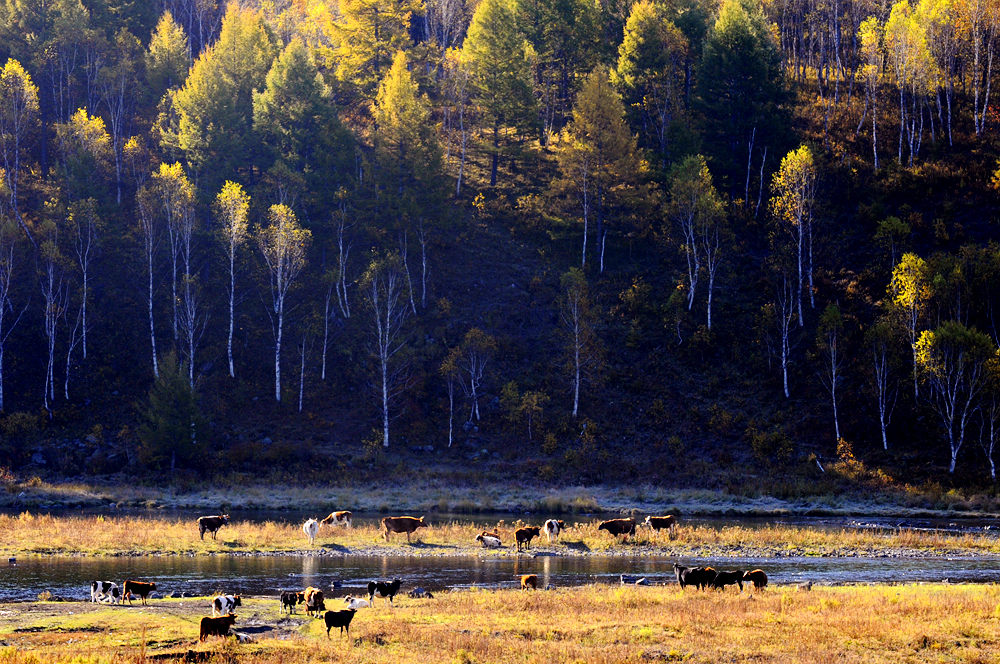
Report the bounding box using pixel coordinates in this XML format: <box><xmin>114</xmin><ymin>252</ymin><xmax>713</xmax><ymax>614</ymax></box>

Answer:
<box><xmin>561</xmin><ymin>540</ymin><xmax>590</xmax><ymax>552</ymax></box>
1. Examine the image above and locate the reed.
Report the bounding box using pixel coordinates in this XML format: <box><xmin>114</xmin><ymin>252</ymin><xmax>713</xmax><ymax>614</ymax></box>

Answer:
<box><xmin>1</xmin><ymin>584</ymin><xmax>998</xmax><ymax>663</ymax></box>
<box><xmin>2</xmin><ymin>512</ymin><xmax>1000</xmax><ymax>557</ymax></box>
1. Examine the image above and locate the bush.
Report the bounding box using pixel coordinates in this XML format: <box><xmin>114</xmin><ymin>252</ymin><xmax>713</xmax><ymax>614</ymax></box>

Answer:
<box><xmin>746</xmin><ymin>424</ymin><xmax>794</xmax><ymax>465</ymax></box>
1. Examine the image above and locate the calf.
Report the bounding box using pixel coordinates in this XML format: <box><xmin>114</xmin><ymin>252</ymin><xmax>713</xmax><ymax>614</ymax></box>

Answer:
<box><xmin>542</xmin><ymin>519</ymin><xmax>565</xmax><ymax>543</ymax></box>
<box><xmin>381</xmin><ymin>516</ymin><xmax>427</xmax><ymax>542</ymax></box>
<box><xmin>303</xmin><ymin>518</ymin><xmax>319</xmax><ymax>545</ymax></box>
<box><xmin>514</xmin><ymin>526</ymin><xmax>541</xmax><ymax>551</ymax></box>
<box><xmin>199</xmin><ymin>614</ymin><xmax>237</xmax><ymax>642</ymax></box>
<box><xmin>304</xmin><ymin>587</ymin><xmax>326</xmax><ymax>617</ymax></box>
<box><xmin>122</xmin><ymin>580</ymin><xmax>156</xmax><ymax>606</ymax></box>
<box><xmin>320</xmin><ymin>511</ymin><xmax>353</xmax><ymax>528</ymax></box>
<box><xmin>711</xmin><ymin>570</ymin><xmax>744</xmax><ymax>592</ymax></box>
<box><xmin>90</xmin><ymin>581</ymin><xmax>120</xmax><ymax>604</ymax></box>
<box><xmin>643</xmin><ymin>515</ymin><xmax>676</xmax><ymax>532</ymax></box>
<box><xmin>743</xmin><ymin>569</ymin><xmax>768</xmax><ymax>592</ymax></box>
<box><xmin>197</xmin><ymin>514</ymin><xmax>230</xmax><ymax>541</ymax></box>
<box><xmin>367</xmin><ymin>579</ymin><xmax>402</xmax><ymax>606</ymax></box>
<box><xmin>475</xmin><ymin>530</ymin><xmax>502</xmax><ymax>548</ymax></box>
<box><xmin>597</xmin><ymin>518</ymin><xmax>636</xmax><ymax>541</ymax></box>
<box><xmin>520</xmin><ymin>574</ymin><xmax>538</xmax><ymax>590</ymax></box>
<box><xmin>280</xmin><ymin>590</ymin><xmax>304</xmax><ymax>614</ymax></box>
<box><xmin>211</xmin><ymin>594</ymin><xmax>241</xmax><ymax>617</ymax></box>
<box><xmin>343</xmin><ymin>595</ymin><xmax>370</xmax><ymax>609</ymax></box>
<box><xmin>324</xmin><ymin>609</ymin><xmax>356</xmax><ymax>638</ymax></box>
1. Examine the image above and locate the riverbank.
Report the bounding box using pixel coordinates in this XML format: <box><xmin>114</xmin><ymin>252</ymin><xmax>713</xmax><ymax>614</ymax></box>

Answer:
<box><xmin>4</xmin><ymin>477</ymin><xmax>1000</xmax><ymax>519</ymax></box>
<box><xmin>3</xmin><ymin>513</ymin><xmax>1000</xmax><ymax>559</ymax></box>
<box><xmin>2</xmin><ymin>584</ymin><xmax>998</xmax><ymax>663</ymax></box>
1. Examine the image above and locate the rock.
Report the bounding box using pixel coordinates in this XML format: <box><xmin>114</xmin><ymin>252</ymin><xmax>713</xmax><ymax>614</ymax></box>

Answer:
<box><xmin>407</xmin><ymin>587</ymin><xmax>434</xmax><ymax>598</ymax></box>
<box><xmin>620</xmin><ymin>575</ymin><xmax>648</xmax><ymax>585</ymax></box>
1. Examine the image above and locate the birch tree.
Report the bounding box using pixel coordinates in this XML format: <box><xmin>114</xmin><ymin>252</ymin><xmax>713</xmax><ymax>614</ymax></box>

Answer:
<box><xmin>362</xmin><ymin>254</ymin><xmax>408</xmax><ymax>448</ymax></box>
<box><xmin>774</xmin><ymin>273</ymin><xmax>795</xmax><ymax>398</ymax></box>
<box><xmin>0</xmin><ymin>59</ymin><xmax>40</xmax><ymax>245</ymax></box>
<box><xmin>0</xmin><ymin>219</ymin><xmax>22</xmax><ymax>411</ymax></box>
<box><xmin>915</xmin><ymin>321</ymin><xmax>994</xmax><ymax>473</ymax></box>
<box><xmin>258</xmin><ymin>203</ymin><xmax>311</xmax><ymax>403</ymax></box>
<box><xmin>38</xmin><ymin>219</ymin><xmax>68</xmax><ymax>416</ymax></box>
<box><xmin>215</xmin><ymin>180</ymin><xmax>250</xmax><ymax>379</ymax></box>
<box><xmin>561</xmin><ymin>267</ymin><xmax>601</xmax><ymax>417</ymax></box>
<box><xmin>858</xmin><ymin>17</ymin><xmax>885</xmax><ymax>168</ymax></box>
<box><xmin>135</xmin><ymin>183</ymin><xmax>160</xmax><ymax>378</ymax></box>
<box><xmin>454</xmin><ymin>328</ymin><xmax>496</xmax><ymax>424</ymax></box>
<box><xmin>866</xmin><ymin>318</ymin><xmax>900</xmax><ymax>450</ymax></box>
<box><xmin>66</xmin><ymin>198</ymin><xmax>99</xmax><ymax>360</ymax></box>
<box><xmin>889</xmin><ymin>252</ymin><xmax>932</xmax><ymax>398</ymax></box>
<box><xmin>770</xmin><ymin>145</ymin><xmax>818</xmax><ymax>324</ymax></box>
<box><xmin>440</xmin><ymin>349</ymin><xmax>459</xmax><ymax>447</ymax></box>
<box><xmin>816</xmin><ymin>303</ymin><xmax>844</xmax><ymax>442</ymax></box>
<box><xmin>958</xmin><ymin>0</ymin><xmax>998</xmax><ymax>137</ymax></box>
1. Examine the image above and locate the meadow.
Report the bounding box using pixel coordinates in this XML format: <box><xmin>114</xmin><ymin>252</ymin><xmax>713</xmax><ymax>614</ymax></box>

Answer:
<box><xmin>2</xmin><ymin>511</ymin><xmax>999</xmax><ymax>558</ymax></box>
<box><xmin>1</xmin><ymin>583</ymin><xmax>998</xmax><ymax>663</ymax></box>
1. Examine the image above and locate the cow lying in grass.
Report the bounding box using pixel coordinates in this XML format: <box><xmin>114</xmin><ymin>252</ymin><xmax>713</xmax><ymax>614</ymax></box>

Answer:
<box><xmin>475</xmin><ymin>531</ymin><xmax>502</xmax><ymax>548</ymax></box>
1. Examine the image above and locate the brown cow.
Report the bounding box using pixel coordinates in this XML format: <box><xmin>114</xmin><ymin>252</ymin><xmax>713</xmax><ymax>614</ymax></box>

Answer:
<box><xmin>197</xmin><ymin>514</ymin><xmax>230</xmax><ymax>540</ymax></box>
<box><xmin>320</xmin><ymin>511</ymin><xmax>353</xmax><ymax>528</ymax></box>
<box><xmin>122</xmin><ymin>580</ymin><xmax>157</xmax><ymax>605</ymax></box>
<box><xmin>381</xmin><ymin>516</ymin><xmax>427</xmax><ymax>542</ymax></box>
<box><xmin>304</xmin><ymin>587</ymin><xmax>326</xmax><ymax>617</ymax></box>
<box><xmin>597</xmin><ymin>518</ymin><xmax>636</xmax><ymax>540</ymax></box>
<box><xmin>199</xmin><ymin>614</ymin><xmax>237</xmax><ymax>641</ymax></box>
<box><xmin>514</xmin><ymin>526</ymin><xmax>541</xmax><ymax>551</ymax></box>
<box><xmin>743</xmin><ymin>569</ymin><xmax>768</xmax><ymax>592</ymax></box>
<box><xmin>520</xmin><ymin>574</ymin><xmax>538</xmax><ymax>590</ymax></box>
<box><xmin>643</xmin><ymin>515</ymin><xmax>676</xmax><ymax>531</ymax></box>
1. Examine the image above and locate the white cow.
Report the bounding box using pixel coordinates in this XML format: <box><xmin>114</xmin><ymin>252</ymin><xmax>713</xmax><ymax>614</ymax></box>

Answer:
<box><xmin>90</xmin><ymin>581</ymin><xmax>120</xmax><ymax>604</ymax></box>
<box><xmin>475</xmin><ymin>531</ymin><xmax>502</xmax><ymax>548</ymax></box>
<box><xmin>543</xmin><ymin>519</ymin><xmax>565</xmax><ymax>543</ymax></box>
<box><xmin>321</xmin><ymin>511</ymin><xmax>353</xmax><ymax>528</ymax></box>
<box><xmin>303</xmin><ymin>518</ymin><xmax>319</xmax><ymax>545</ymax></box>
<box><xmin>343</xmin><ymin>595</ymin><xmax>371</xmax><ymax>609</ymax></box>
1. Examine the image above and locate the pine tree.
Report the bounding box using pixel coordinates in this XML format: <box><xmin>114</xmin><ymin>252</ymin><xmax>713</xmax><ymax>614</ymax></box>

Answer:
<box><xmin>334</xmin><ymin>0</ymin><xmax>423</xmax><ymax>103</ymax></box>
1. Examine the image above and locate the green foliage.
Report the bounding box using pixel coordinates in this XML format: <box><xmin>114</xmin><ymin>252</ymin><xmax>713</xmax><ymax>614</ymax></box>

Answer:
<box><xmin>136</xmin><ymin>353</ymin><xmax>204</xmax><ymax>471</ymax></box>
<box><xmin>746</xmin><ymin>423</ymin><xmax>794</xmax><ymax>465</ymax></box>
<box><xmin>333</xmin><ymin>0</ymin><xmax>422</xmax><ymax>101</ymax></box>
<box><xmin>145</xmin><ymin>11</ymin><xmax>189</xmax><ymax>99</ymax></box>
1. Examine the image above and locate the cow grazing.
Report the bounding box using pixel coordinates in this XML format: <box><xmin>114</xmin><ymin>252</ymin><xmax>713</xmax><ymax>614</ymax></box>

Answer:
<box><xmin>381</xmin><ymin>516</ymin><xmax>427</xmax><ymax>542</ymax></box>
<box><xmin>520</xmin><ymin>574</ymin><xmax>538</xmax><ymax>590</ymax></box>
<box><xmin>197</xmin><ymin>514</ymin><xmax>230</xmax><ymax>541</ymax></box>
<box><xmin>324</xmin><ymin>609</ymin><xmax>356</xmax><ymax>638</ymax></box>
<box><xmin>321</xmin><ymin>511</ymin><xmax>353</xmax><ymax>528</ymax></box>
<box><xmin>711</xmin><ymin>570</ymin><xmax>744</xmax><ymax>592</ymax></box>
<box><xmin>304</xmin><ymin>587</ymin><xmax>326</xmax><ymax>617</ymax></box>
<box><xmin>343</xmin><ymin>595</ymin><xmax>370</xmax><ymax>609</ymax></box>
<box><xmin>367</xmin><ymin>579</ymin><xmax>402</xmax><ymax>606</ymax></box>
<box><xmin>643</xmin><ymin>515</ymin><xmax>676</xmax><ymax>532</ymax></box>
<box><xmin>199</xmin><ymin>615</ymin><xmax>237</xmax><ymax>642</ymax></box>
<box><xmin>543</xmin><ymin>520</ymin><xmax>565</xmax><ymax>543</ymax></box>
<box><xmin>475</xmin><ymin>531</ymin><xmax>502</xmax><ymax>548</ymax></box>
<box><xmin>122</xmin><ymin>580</ymin><xmax>156</xmax><ymax>605</ymax></box>
<box><xmin>280</xmin><ymin>590</ymin><xmax>304</xmax><ymax>614</ymax></box>
<box><xmin>743</xmin><ymin>569</ymin><xmax>768</xmax><ymax>592</ymax></box>
<box><xmin>514</xmin><ymin>526</ymin><xmax>541</xmax><ymax>551</ymax></box>
<box><xmin>597</xmin><ymin>518</ymin><xmax>636</xmax><ymax>540</ymax></box>
<box><xmin>211</xmin><ymin>594</ymin><xmax>241</xmax><ymax>617</ymax></box>
<box><xmin>90</xmin><ymin>581</ymin><xmax>120</xmax><ymax>604</ymax></box>
<box><xmin>303</xmin><ymin>518</ymin><xmax>319</xmax><ymax>545</ymax></box>
<box><xmin>673</xmin><ymin>564</ymin><xmax>716</xmax><ymax>590</ymax></box>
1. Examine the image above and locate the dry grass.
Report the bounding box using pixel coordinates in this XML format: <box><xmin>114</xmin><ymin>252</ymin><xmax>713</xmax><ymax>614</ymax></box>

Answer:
<box><xmin>2</xmin><ymin>512</ymin><xmax>1000</xmax><ymax>558</ymax></box>
<box><xmin>1</xmin><ymin>584</ymin><xmax>999</xmax><ymax>663</ymax></box>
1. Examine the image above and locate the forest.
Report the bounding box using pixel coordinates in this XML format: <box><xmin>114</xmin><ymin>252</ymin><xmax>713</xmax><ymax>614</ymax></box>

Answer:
<box><xmin>0</xmin><ymin>0</ymin><xmax>999</xmax><ymax>497</ymax></box>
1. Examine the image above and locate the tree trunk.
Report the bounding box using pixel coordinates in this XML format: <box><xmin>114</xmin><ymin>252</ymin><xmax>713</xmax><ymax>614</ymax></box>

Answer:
<box><xmin>275</xmin><ymin>302</ymin><xmax>283</xmax><ymax>402</ymax></box>
<box><xmin>227</xmin><ymin>249</ymin><xmax>235</xmax><ymax>378</ymax></box>
<box><xmin>147</xmin><ymin>249</ymin><xmax>159</xmax><ymax>378</ymax></box>
<box><xmin>490</xmin><ymin>121</ymin><xmax>499</xmax><ymax>186</ymax></box>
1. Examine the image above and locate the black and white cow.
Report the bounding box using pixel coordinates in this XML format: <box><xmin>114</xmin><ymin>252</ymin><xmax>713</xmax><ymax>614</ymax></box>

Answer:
<box><xmin>90</xmin><ymin>581</ymin><xmax>120</xmax><ymax>604</ymax></box>
<box><xmin>211</xmin><ymin>594</ymin><xmax>242</xmax><ymax>617</ymax></box>
<box><xmin>543</xmin><ymin>519</ymin><xmax>565</xmax><ymax>543</ymax></box>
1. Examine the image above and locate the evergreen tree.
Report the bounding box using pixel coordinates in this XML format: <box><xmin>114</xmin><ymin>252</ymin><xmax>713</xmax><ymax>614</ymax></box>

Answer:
<box><xmin>145</xmin><ymin>11</ymin><xmax>189</xmax><ymax>102</ymax></box>
<box><xmin>137</xmin><ymin>352</ymin><xmax>204</xmax><ymax>472</ymax></box>
<box><xmin>334</xmin><ymin>0</ymin><xmax>423</xmax><ymax>103</ymax></box>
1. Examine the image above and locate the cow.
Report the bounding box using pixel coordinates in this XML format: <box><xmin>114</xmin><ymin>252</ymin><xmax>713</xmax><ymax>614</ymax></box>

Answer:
<box><xmin>280</xmin><ymin>590</ymin><xmax>304</xmax><ymax>614</ymax></box>
<box><xmin>597</xmin><ymin>518</ymin><xmax>636</xmax><ymax>541</ymax></box>
<box><xmin>320</xmin><ymin>511</ymin><xmax>353</xmax><ymax>528</ymax></box>
<box><xmin>199</xmin><ymin>614</ymin><xmax>237</xmax><ymax>642</ymax></box>
<box><xmin>90</xmin><ymin>581</ymin><xmax>120</xmax><ymax>604</ymax></box>
<box><xmin>303</xmin><ymin>518</ymin><xmax>319</xmax><ymax>545</ymax></box>
<box><xmin>324</xmin><ymin>609</ymin><xmax>356</xmax><ymax>638</ymax></box>
<box><xmin>381</xmin><ymin>516</ymin><xmax>427</xmax><ymax>542</ymax></box>
<box><xmin>197</xmin><ymin>514</ymin><xmax>230</xmax><ymax>541</ymax></box>
<box><xmin>514</xmin><ymin>526</ymin><xmax>541</xmax><ymax>551</ymax></box>
<box><xmin>643</xmin><ymin>515</ymin><xmax>676</xmax><ymax>533</ymax></box>
<box><xmin>673</xmin><ymin>564</ymin><xmax>716</xmax><ymax>590</ymax></box>
<box><xmin>211</xmin><ymin>594</ymin><xmax>241</xmax><ymax>617</ymax></box>
<box><xmin>542</xmin><ymin>520</ymin><xmax>565</xmax><ymax>543</ymax></box>
<box><xmin>520</xmin><ymin>574</ymin><xmax>538</xmax><ymax>590</ymax></box>
<box><xmin>122</xmin><ymin>580</ymin><xmax>156</xmax><ymax>606</ymax></box>
<box><xmin>743</xmin><ymin>569</ymin><xmax>768</xmax><ymax>592</ymax></box>
<box><xmin>304</xmin><ymin>587</ymin><xmax>326</xmax><ymax>617</ymax></box>
<box><xmin>711</xmin><ymin>570</ymin><xmax>744</xmax><ymax>592</ymax></box>
<box><xmin>475</xmin><ymin>531</ymin><xmax>502</xmax><ymax>548</ymax></box>
<box><xmin>367</xmin><ymin>579</ymin><xmax>402</xmax><ymax>606</ymax></box>
<box><xmin>343</xmin><ymin>595</ymin><xmax>371</xmax><ymax>609</ymax></box>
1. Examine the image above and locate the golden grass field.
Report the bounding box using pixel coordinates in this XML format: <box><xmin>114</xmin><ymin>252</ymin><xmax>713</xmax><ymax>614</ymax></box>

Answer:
<box><xmin>1</xmin><ymin>583</ymin><xmax>999</xmax><ymax>663</ymax></box>
<box><xmin>1</xmin><ymin>511</ymin><xmax>999</xmax><ymax>558</ymax></box>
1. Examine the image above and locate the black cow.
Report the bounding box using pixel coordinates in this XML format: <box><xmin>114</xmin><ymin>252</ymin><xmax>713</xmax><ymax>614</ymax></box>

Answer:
<box><xmin>197</xmin><ymin>514</ymin><xmax>230</xmax><ymax>540</ymax></box>
<box><xmin>367</xmin><ymin>579</ymin><xmax>402</xmax><ymax>606</ymax></box>
<box><xmin>280</xmin><ymin>590</ymin><xmax>305</xmax><ymax>614</ymax></box>
<box><xmin>674</xmin><ymin>563</ymin><xmax>716</xmax><ymax>590</ymax></box>
<box><xmin>711</xmin><ymin>570</ymin><xmax>744</xmax><ymax>591</ymax></box>
<box><xmin>324</xmin><ymin>609</ymin><xmax>356</xmax><ymax>638</ymax></box>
